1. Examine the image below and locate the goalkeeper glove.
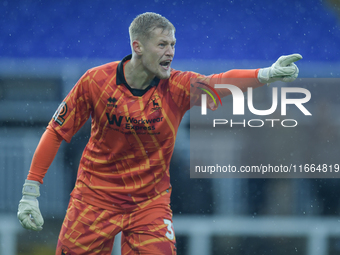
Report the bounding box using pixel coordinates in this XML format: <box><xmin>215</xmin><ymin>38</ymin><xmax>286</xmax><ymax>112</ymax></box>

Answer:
<box><xmin>258</xmin><ymin>53</ymin><xmax>302</xmax><ymax>84</ymax></box>
<box><xmin>17</xmin><ymin>179</ymin><xmax>44</xmax><ymax>231</ymax></box>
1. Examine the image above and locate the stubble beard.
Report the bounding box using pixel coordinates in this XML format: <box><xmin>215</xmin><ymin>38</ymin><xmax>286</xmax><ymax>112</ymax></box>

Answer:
<box><xmin>157</xmin><ymin>72</ymin><xmax>171</xmax><ymax>80</ymax></box>
<box><xmin>156</xmin><ymin>67</ymin><xmax>171</xmax><ymax>80</ymax></box>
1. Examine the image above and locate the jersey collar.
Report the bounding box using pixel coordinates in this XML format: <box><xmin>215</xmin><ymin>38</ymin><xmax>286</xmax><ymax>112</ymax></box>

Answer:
<box><xmin>116</xmin><ymin>54</ymin><xmax>160</xmax><ymax>96</ymax></box>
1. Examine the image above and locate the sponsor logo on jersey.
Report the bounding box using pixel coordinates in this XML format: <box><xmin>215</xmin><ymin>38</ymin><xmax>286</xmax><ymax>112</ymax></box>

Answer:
<box><xmin>53</xmin><ymin>102</ymin><xmax>68</xmax><ymax>126</ymax></box>
<box><xmin>107</xmin><ymin>97</ymin><xmax>118</xmax><ymax>108</ymax></box>
<box><xmin>106</xmin><ymin>113</ymin><xmax>123</xmax><ymax>126</ymax></box>
<box><xmin>105</xmin><ymin>113</ymin><xmax>163</xmax><ymax>134</ymax></box>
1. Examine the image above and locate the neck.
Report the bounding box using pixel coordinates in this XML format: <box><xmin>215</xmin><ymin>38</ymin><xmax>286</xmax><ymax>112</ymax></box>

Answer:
<box><xmin>124</xmin><ymin>56</ymin><xmax>155</xmax><ymax>90</ymax></box>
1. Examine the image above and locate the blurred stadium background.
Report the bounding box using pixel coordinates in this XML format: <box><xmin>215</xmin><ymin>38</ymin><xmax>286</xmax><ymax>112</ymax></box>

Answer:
<box><xmin>1</xmin><ymin>0</ymin><xmax>340</xmax><ymax>254</ymax></box>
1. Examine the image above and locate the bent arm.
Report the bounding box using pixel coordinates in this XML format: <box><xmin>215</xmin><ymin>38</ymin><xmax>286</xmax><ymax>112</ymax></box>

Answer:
<box><xmin>27</xmin><ymin>126</ymin><xmax>63</xmax><ymax>184</ymax></box>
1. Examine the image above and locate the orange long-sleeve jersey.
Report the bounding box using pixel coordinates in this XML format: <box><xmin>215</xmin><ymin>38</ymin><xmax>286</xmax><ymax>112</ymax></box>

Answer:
<box><xmin>28</xmin><ymin>55</ymin><xmax>263</xmax><ymax>212</ymax></box>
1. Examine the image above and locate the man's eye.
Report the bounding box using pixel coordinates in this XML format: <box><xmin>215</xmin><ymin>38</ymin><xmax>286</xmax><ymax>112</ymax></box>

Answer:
<box><xmin>159</xmin><ymin>44</ymin><xmax>165</xmax><ymax>47</ymax></box>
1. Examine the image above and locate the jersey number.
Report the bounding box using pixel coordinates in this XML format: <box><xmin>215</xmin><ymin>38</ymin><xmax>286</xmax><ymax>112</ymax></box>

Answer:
<box><xmin>163</xmin><ymin>219</ymin><xmax>175</xmax><ymax>240</ymax></box>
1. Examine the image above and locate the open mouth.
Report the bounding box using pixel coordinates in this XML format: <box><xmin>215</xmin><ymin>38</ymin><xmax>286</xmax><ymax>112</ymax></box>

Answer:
<box><xmin>160</xmin><ymin>60</ymin><xmax>171</xmax><ymax>70</ymax></box>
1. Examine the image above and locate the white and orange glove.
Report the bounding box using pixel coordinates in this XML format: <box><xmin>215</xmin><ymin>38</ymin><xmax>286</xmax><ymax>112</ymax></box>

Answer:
<box><xmin>17</xmin><ymin>179</ymin><xmax>44</xmax><ymax>231</ymax></box>
<box><xmin>258</xmin><ymin>54</ymin><xmax>302</xmax><ymax>84</ymax></box>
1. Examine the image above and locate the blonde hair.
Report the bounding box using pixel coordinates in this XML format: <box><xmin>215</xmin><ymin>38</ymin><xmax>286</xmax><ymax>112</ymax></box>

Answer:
<box><xmin>129</xmin><ymin>12</ymin><xmax>175</xmax><ymax>45</ymax></box>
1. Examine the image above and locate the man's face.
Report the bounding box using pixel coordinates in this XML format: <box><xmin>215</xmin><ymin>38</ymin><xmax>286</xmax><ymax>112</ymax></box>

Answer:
<box><xmin>140</xmin><ymin>28</ymin><xmax>176</xmax><ymax>79</ymax></box>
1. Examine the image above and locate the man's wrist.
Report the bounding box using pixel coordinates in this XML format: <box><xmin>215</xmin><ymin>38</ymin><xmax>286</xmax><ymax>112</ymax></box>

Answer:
<box><xmin>257</xmin><ymin>67</ymin><xmax>271</xmax><ymax>83</ymax></box>
<box><xmin>22</xmin><ymin>179</ymin><xmax>40</xmax><ymax>197</ymax></box>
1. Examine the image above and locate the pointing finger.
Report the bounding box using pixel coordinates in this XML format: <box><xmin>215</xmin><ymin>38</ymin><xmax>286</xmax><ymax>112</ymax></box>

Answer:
<box><xmin>278</xmin><ymin>54</ymin><xmax>303</xmax><ymax>67</ymax></box>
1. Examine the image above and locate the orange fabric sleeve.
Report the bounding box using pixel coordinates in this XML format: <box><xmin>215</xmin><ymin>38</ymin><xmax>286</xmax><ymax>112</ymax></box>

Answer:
<box><xmin>210</xmin><ymin>69</ymin><xmax>262</xmax><ymax>86</ymax></box>
<box><xmin>213</xmin><ymin>68</ymin><xmax>261</xmax><ymax>79</ymax></box>
<box><xmin>27</xmin><ymin>126</ymin><xmax>63</xmax><ymax>184</ymax></box>
<box><xmin>215</xmin><ymin>68</ymin><xmax>263</xmax><ymax>95</ymax></box>
<box><xmin>203</xmin><ymin>68</ymin><xmax>263</xmax><ymax>110</ymax></box>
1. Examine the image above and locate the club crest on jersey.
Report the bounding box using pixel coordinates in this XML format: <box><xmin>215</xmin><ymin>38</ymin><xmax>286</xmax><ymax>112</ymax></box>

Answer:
<box><xmin>107</xmin><ymin>97</ymin><xmax>118</xmax><ymax>108</ymax></box>
<box><xmin>53</xmin><ymin>102</ymin><xmax>68</xmax><ymax>126</ymax></box>
<box><xmin>151</xmin><ymin>96</ymin><xmax>162</xmax><ymax>112</ymax></box>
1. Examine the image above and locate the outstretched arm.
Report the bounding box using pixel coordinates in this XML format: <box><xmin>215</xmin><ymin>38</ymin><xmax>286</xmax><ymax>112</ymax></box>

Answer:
<box><xmin>211</xmin><ymin>54</ymin><xmax>302</xmax><ymax>96</ymax></box>
<box><xmin>195</xmin><ymin>54</ymin><xmax>302</xmax><ymax>110</ymax></box>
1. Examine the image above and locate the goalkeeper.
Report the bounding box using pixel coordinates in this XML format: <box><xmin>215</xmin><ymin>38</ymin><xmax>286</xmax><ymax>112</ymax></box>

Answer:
<box><xmin>17</xmin><ymin>12</ymin><xmax>301</xmax><ymax>255</ymax></box>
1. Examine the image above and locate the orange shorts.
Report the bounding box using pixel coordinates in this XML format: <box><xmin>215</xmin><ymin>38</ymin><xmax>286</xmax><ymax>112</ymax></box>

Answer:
<box><xmin>56</xmin><ymin>197</ymin><xmax>176</xmax><ymax>255</ymax></box>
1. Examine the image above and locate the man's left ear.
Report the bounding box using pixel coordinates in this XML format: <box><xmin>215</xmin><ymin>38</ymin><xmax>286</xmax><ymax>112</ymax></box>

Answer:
<box><xmin>132</xmin><ymin>40</ymin><xmax>143</xmax><ymax>56</ymax></box>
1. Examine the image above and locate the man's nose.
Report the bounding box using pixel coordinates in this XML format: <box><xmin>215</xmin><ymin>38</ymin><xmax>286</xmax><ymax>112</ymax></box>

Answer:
<box><xmin>166</xmin><ymin>46</ymin><xmax>175</xmax><ymax>56</ymax></box>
